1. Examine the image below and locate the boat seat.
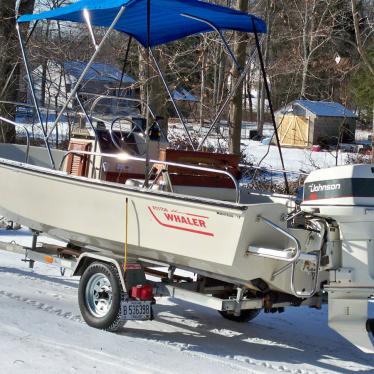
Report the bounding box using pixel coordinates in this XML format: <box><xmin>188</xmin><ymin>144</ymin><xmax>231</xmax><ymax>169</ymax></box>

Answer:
<box><xmin>155</xmin><ymin>148</ymin><xmax>240</xmax><ymax>188</ymax></box>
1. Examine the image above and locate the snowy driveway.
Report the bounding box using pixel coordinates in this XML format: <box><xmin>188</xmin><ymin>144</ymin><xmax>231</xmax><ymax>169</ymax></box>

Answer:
<box><xmin>0</xmin><ymin>233</ymin><xmax>373</xmax><ymax>373</ymax></box>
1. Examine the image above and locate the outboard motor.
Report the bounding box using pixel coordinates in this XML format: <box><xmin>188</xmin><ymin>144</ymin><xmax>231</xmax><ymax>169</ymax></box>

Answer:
<box><xmin>301</xmin><ymin>164</ymin><xmax>374</xmax><ymax>353</ymax></box>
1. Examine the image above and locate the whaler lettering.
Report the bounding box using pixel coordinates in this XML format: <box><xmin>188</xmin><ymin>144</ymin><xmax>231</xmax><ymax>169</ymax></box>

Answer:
<box><xmin>164</xmin><ymin>213</ymin><xmax>206</xmax><ymax>228</ymax></box>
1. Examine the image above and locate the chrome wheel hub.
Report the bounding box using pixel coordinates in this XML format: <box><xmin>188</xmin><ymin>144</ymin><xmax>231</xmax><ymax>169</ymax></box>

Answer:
<box><xmin>85</xmin><ymin>273</ymin><xmax>113</xmax><ymax>318</ymax></box>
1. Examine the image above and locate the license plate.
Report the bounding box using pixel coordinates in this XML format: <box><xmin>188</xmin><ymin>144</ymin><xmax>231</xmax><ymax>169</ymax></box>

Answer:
<box><xmin>121</xmin><ymin>300</ymin><xmax>152</xmax><ymax>320</ymax></box>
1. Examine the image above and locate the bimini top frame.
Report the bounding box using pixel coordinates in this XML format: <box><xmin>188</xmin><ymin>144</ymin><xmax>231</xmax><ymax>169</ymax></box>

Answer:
<box><xmin>17</xmin><ymin>0</ymin><xmax>267</xmax><ymax>47</ymax></box>
<box><xmin>16</xmin><ymin>0</ymin><xmax>289</xmax><ymax>192</ymax></box>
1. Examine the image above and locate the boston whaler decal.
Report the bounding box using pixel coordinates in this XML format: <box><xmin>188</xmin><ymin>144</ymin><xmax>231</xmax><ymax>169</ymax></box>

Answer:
<box><xmin>148</xmin><ymin>206</ymin><xmax>214</xmax><ymax>236</ymax></box>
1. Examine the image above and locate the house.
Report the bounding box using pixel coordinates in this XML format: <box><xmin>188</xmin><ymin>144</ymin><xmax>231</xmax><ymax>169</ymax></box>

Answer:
<box><xmin>275</xmin><ymin>100</ymin><xmax>357</xmax><ymax>148</ymax></box>
<box><xmin>28</xmin><ymin>60</ymin><xmax>137</xmax><ymax>115</ymax></box>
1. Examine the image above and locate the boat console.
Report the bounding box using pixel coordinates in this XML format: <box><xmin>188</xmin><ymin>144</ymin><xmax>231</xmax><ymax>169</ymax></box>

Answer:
<box><xmin>65</xmin><ymin>118</ymin><xmax>166</xmax><ymax>183</ymax></box>
<box><xmin>63</xmin><ymin>120</ymin><xmax>244</xmax><ymax>202</ymax></box>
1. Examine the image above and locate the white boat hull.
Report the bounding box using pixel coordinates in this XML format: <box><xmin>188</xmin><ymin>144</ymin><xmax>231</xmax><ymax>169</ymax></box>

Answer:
<box><xmin>0</xmin><ymin>157</ymin><xmax>297</xmax><ymax>289</ymax></box>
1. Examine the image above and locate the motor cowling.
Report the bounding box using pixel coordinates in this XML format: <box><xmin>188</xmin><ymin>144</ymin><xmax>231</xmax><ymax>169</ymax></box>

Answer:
<box><xmin>302</xmin><ymin>164</ymin><xmax>374</xmax><ymax>208</ymax></box>
<box><xmin>301</xmin><ymin>164</ymin><xmax>374</xmax><ymax>353</ymax></box>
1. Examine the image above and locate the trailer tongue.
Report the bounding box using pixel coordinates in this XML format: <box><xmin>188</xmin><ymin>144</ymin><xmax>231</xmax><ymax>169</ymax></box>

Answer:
<box><xmin>302</xmin><ymin>164</ymin><xmax>374</xmax><ymax>353</ymax></box>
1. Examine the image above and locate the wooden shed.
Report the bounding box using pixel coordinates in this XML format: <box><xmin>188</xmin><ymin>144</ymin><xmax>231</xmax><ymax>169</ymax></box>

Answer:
<box><xmin>275</xmin><ymin>100</ymin><xmax>357</xmax><ymax>148</ymax></box>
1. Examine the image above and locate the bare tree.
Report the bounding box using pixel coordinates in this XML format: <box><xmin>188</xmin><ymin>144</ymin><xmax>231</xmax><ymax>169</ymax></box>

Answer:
<box><xmin>0</xmin><ymin>0</ymin><xmax>19</xmax><ymax>142</ymax></box>
<box><xmin>257</xmin><ymin>0</ymin><xmax>272</xmax><ymax>138</ymax></box>
<box><xmin>297</xmin><ymin>0</ymin><xmax>340</xmax><ymax>97</ymax></box>
<box><xmin>228</xmin><ymin>0</ymin><xmax>248</xmax><ymax>155</ymax></box>
<box><xmin>351</xmin><ymin>0</ymin><xmax>374</xmax><ymax>160</ymax></box>
<box><xmin>0</xmin><ymin>0</ymin><xmax>35</xmax><ymax>143</ymax></box>
<box><xmin>351</xmin><ymin>0</ymin><xmax>374</xmax><ymax>76</ymax></box>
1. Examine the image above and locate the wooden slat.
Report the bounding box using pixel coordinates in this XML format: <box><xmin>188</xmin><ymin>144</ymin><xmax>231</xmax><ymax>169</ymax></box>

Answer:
<box><xmin>278</xmin><ymin>115</ymin><xmax>309</xmax><ymax>147</ymax></box>
<box><xmin>66</xmin><ymin>141</ymin><xmax>92</xmax><ymax>176</ymax></box>
<box><xmin>155</xmin><ymin>148</ymin><xmax>240</xmax><ymax>188</ymax></box>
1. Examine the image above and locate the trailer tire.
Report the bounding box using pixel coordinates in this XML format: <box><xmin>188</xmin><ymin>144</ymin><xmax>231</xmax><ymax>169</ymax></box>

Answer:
<box><xmin>78</xmin><ymin>262</ymin><xmax>124</xmax><ymax>332</ymax></box>
<box><xmin>219</xmin><ymin>309</ymin><xmax>261</xmax><ymax>322</ymax></box>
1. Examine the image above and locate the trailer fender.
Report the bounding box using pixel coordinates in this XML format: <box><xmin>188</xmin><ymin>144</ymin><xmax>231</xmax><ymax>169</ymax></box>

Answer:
<box><xmin>73</xmin><ymin>253</ymin><xmax>127</xmax><ymax>292</ymax></box>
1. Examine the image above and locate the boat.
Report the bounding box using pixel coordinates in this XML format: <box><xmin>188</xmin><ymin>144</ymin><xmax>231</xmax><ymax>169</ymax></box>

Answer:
<box><xmin>0</xmin><ymin>0</ymin><xmax>373</xmax><ymax>353</ymax></box>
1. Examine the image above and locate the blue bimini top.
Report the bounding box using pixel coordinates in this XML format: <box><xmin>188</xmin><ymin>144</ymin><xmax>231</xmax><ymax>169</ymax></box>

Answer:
<box><xmin>17</xmin><ymin>0</ymin><xmax>266</xmax><ymax>47</ymax></box>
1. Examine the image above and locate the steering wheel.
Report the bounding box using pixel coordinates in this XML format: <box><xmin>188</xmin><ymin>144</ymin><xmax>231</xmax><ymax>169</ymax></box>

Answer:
<box><xmin>109</xmin><ymin>117</ymin><xmax>147</xmax><ymax>156</ymax></box>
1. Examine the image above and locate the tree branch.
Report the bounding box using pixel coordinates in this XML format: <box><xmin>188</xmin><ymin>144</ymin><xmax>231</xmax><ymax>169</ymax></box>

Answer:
<box><xmin>351</xmin><ymin>0</ymin><xmax>374</xmax><ymax>77</ymax></box>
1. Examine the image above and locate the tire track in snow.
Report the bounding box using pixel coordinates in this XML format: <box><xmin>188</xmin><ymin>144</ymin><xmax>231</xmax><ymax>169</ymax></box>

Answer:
<box><xmin>0</xmin><ymin>313</ymin><xmax>169</xmax><ymax>374</ymax></box>
<box><xmin>0</xmin><ymin>290</ymin><xmax>256</xmax><ymax>374</ymax></box>
<box><xmin>0</xmin><ymin>289</ymin><xmax>300</xmax><ymax>374</ymax></box>
<box><xmin>152</xmin><ymin>341</ymin><xmax>319</xmax><ymax>374</ymax></box>
<box><xmin>0</xmin><ymin>290</ymin><xmax>83</xmax><ymax>323</ymax></box>
<box><xmin>0</xmin><ymin>266</ymin><xmax>78</xmax><ymax>289</ymax></box>
<box><xmin>0</xmin><ymin>267</ymin><xmax>325</xmax><ymax>374</ymax></box>
<box><xmin>149</xmin><ymin>314</ymin><xmax>320</xmax><ymax>374</ymax></box>
<box><xmin>0</xmin><ymin>275</ymin><xmax>268</xmax><ymax>374</ymax></box>
<box><xmin>28</xmin><ymin>336</ymin><xmax>171</xmax><ymax>374</ymax></box>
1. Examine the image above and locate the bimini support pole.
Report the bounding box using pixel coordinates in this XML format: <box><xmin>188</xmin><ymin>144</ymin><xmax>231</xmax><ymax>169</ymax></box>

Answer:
<box><xmin>180</xmin><ymin>13</ymin><xmax>251</xmax><ymax>151</ymax></box>
<box><xmin>45</xmin><ymin>6</ymin><xmax>126</xmax><ymax>141</ymax></box>
<box><xmin>181</xmin><ymin>13</ymin><xmax>242</xmax><ymax>73</ymax></box>
<box><xmin>16</xmin><ymin>23</ymin><xmax>55</xmax><ymax>169</ymax></box>
<box><xmin>83</xmin><ymin>8</ymin><xmax>98</xmax><ymax>50</ymax></box>
<box><xmin>75</xmin><ymin>93</ymin><xmax>99</xmax><ymax>178</ymax></box>
<box><xmin>149</xmin><ymin>49</ymin><xmax>195</xmax><ymax>150</ymax></box>
<box><xmin>118</xmin><ymin>36</ymin><xmax>133</xmax><ymax>92</ymax></box>
<box><xmin>144</xmin><ymin>0</ymin><xmax>151</xmax><ymax>187</ymax></box>
<box><xmin>252</xmin><ymin>19</ymin><xmax>289</xmax><ymax>194</ymax></box>
<box><xmin>197</xmin><ymin>44</ymin><xmax>259</xmax><ymax>151</ymax></box>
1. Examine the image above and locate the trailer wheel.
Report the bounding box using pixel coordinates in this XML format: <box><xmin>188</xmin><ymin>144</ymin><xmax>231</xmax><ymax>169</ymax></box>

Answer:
<box><xmin>78</xmin><ymin>262</ymin><xmax>124</xmax><ymax>332</ymax></box>
<box><xmin>219</xmin><ymin>309</ymin><xmax>261</xmax><ymax>322</ymax></box>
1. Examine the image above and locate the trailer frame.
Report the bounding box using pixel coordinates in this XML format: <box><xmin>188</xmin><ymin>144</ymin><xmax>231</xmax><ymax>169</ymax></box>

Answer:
<box><xmin>0</xmin><ymin>233</ymin><xmax>323</xmax><ymax>325</ymax></box>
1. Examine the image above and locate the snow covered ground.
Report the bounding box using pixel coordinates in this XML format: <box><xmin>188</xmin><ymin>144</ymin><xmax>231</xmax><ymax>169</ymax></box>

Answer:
<box><xmin>16</xmin><ymin>117</ymin><xmax>368</xmax><ymax>176</ymax></box>
<box><xmin>243</xmin><ymin>140</ymin><xmax>349</xmax><ymax>173</ymax></box>
<box><xmin>0</xmin><ymin>229</ymin><xmax>374</xmax><ymax>374</ymax></box>
<box><xmin>169</xmin><ymin>122</ymin><xmax>367</xmax><ymax>174</ymax></box>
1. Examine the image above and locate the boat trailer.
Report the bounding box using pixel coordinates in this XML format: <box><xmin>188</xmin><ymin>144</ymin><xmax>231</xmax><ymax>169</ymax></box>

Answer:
<box><xmin>0</xmin><ymin>233</ymin><xmax>318</xmax><ymax>322</ymax></box>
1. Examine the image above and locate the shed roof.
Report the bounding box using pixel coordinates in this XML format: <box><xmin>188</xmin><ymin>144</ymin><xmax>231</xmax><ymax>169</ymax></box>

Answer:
<box><xmin>294</xmin><ymin>100</ymin><xmax>357</xmax><ymax>118</ymax></box>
